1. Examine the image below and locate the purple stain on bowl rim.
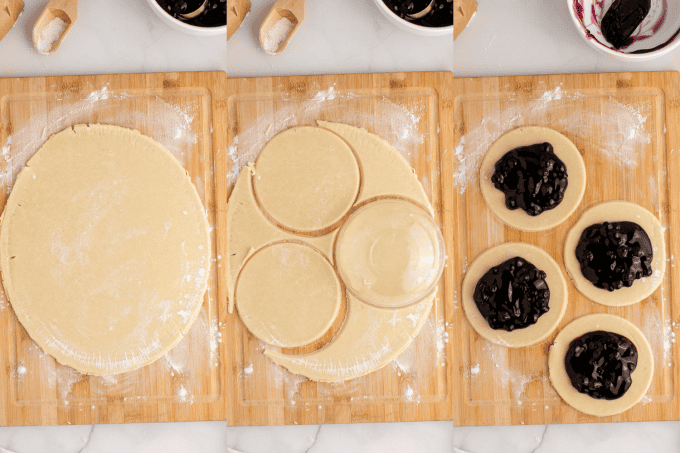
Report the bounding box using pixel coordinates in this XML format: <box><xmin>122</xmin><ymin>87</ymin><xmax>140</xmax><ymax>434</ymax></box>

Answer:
<box><xmin>572</xmin><ymin>0</ymin><xmax>680</xmax><ymax>54</ymax></box>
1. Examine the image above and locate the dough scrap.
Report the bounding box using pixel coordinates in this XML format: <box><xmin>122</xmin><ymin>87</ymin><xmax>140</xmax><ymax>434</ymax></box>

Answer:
<box><xmin>235</xmin><ymin>241</ymin><xmax>341</xmax><ymax>348</ymax></box>
<box><xmin>564</xmin><ymin>201</ymin><xmax>665</xmax><ymax>306</ymax></box>
<box><xmin>265</xmin><ymin>290</ymin><xmax>434</xmax><ymax>382</ymax></box>
<box><xmin>548</xmin><ymin>313</ymin><xmax>653</xmax><ymax>416</ymax></box>
<box><xmin>0</xmin><ymin>124</ymin><xmax>210</xmax><ymax>375</ymax></box>
<box><xmin>480</xmin><ymin>127</ymin><xmax>586</xmax><ymax>231</ymax></box>
<box><xmin>318</xmin><ymin>121</ymin><xmax>434</xmax><ymax>216</ymax></box>
<box><xmin>462</xmin><ymin>242</ymin><xmax>568</xmax><ymax>347</ymax></box>
<box><xmin>253</xmin><ymin>126</ymin><xmax>360</xmax><ymax>233</ymax></box>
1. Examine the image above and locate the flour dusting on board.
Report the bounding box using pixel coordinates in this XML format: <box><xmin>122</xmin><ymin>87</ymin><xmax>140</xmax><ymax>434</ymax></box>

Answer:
<box><xmin>227</xmin><ymin>85</ymin><xmax>426</xmax><ymax>184</ymax></box>
<box><xmin>454</xmin><ymin>85</ymin><xmax>652</xmax><ymax>193</ymax></box>
<box><xmin>1</xmin><ymin>87</ymin><xmax>198</xmax><ymax>194</ymax></box>
<box><xmin>641</xmin><ymin>303</ymin><xmax>675</xmax><ymax>368</ymax></box>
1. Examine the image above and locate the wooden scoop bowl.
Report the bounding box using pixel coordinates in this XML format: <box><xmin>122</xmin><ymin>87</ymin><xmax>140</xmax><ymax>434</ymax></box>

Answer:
<box><xmin>32</xmin><ymin>0</ymin><xmax>78</xmax><ymax>55</ymax></box>
<box><xmin>259</xmin><ymin>0</ymin><xmax>305</xmax><ymax>56</ymax></box>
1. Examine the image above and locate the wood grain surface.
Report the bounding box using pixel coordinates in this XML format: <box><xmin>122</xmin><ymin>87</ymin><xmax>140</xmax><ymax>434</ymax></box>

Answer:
<box><xmin>226</xmin><ymin>71</ymin><xmax>455</xmax><ymax>426</ymax></box>
<box><xmin>0</xmin><ymin>71</ymin><xmax>228</xmax><ymax>426</ymax></box>
<box><xmin>452</xmin><ymin>71</ymin><xmax>680</xmax><ymax>426</ymax></box>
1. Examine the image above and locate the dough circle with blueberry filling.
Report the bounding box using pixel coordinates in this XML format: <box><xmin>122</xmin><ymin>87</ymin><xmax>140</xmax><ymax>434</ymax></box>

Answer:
<box><xmin>549</xmin><ymin>313</ymin><xmax>653</xmax><ymax>417</ymax></box>
<box><xmin>480</xmin><ymin>127</ymin><xmax>586</xmax><ymax>232</ymax></box>
<box><xmin>462</xmin><ymin>242</ymin><xmax>568</xmax><ymax>347</ymax></box>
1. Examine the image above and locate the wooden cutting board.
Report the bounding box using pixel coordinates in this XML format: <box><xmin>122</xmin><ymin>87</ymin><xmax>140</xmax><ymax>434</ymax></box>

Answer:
<box><xmin>226</xmin><ymin>71</ymin><xmax>455</xmax><ymax>426</ymax></box>
<box><xmin>0</xmin><ymin>71</ymin><xmax>228</xmax><ymax>425</ymax></box>
<box><xmin>451</xmin><ymin>71</ymin><xmax>680</xmax><ymax>426</ymax></box>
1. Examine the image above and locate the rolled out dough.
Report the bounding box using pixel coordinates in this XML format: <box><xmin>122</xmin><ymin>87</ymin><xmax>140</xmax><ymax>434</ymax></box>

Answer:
<box><xmin>462</xmin><ymin>242</ymin><xmax>568</xmax><ymax>347</ymax></box>
<box><xmin>480</xmin><ymin>127</ymin><xmax>586</xmax><ymax>232</ymax></box>
<box><xmin>563</xmin><ymin>201</ymin><xmax>665</xmax><ymax>307</ymax></box>
<box><xmin>227</xmin><ymin>122</ymin><xmax>439</xmax><ymax>382</ymax></box>
<box><xmin>548</xmin><ymin>313</ymin><xmax>653</xmax><ymax>417</ymax></box>
<box><xmin>0</xmin><ymin>124</ymin><xmax>210</xmax><ymax>375</ymax></box>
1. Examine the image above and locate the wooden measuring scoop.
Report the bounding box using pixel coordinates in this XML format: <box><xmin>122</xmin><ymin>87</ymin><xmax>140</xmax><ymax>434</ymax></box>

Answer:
<box><xmin>0</xmin><ymin>0</ymin><xmax>24</xmax><ymax>44</ymax></box>
<box><xmin>259</xmin><ymin>0</ymin><xmax>305</xmax><ymax>56</ymax></box>
<box><xmin>32</xmin><ymin>0</ymin><xmax>78</xmax><ymax>55</ymax></box>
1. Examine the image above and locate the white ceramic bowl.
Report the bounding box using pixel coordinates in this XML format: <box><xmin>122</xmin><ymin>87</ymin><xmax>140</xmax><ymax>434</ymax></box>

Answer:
<box><xmin>568</xmin><ymin>0</ymin><xmax>680</xmax><ymax>61</ymax></box>
<box><xmin>146</xmin><ymin>0</ymin><xmax>226</xmax><ymax>36</ymax></box>
<box><xmin>372</xmin><ymin>0</ymin><xmax>453</xmax><ymax>37</ymax></box>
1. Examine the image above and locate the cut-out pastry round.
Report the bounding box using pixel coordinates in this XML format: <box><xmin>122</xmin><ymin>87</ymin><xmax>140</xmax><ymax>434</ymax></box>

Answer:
<box><xmin>462</xmin><ymin>242</ymin><xmax>568</xmax><ymax>347</ymax></box>
<box><xmin>480</xmin><ymin>127</ymin><xmax>586</xmax><ymax>231</ymax></box>
<box><xmin>0</xmin><ymin>124</ymin><xmax>211</xmax><ymax>375</ymax></box>
<box><xmin>564</xmin><ymin>201</ymin><xmax>665</xmax><ymax>306</ymax></box>
<box><xmin>549</xmin><ymin>314</ymin><xmax>653</xmax><ymax>417</ymax></box>
<box><xmin>227</xmin><ymin>121</ymin><xmax>441</xmax><ymax>382</ymax></box>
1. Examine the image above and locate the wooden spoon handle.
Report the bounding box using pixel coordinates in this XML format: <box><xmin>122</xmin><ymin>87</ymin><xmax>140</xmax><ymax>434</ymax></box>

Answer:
<box><xmin>273</xmin><ymin>0</ymin><xmax>305</xmax><ymax>22</ymax></box>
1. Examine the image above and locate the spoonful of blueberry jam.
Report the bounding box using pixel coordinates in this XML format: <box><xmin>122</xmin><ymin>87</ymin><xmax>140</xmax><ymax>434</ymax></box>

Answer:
<box><xmin>406</xmin><ymin>0</ymin><xmax>436</xmax><ymax>19</ymax></box>
<box><xmin>164</xmin><ymin>0</ymin><xmax>209</xmax><ymax>20</ymax></box>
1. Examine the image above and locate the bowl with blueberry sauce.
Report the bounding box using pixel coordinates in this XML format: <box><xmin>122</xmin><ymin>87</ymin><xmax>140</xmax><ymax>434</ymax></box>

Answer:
<box><xmin>147</xmin><ymin>0</ymin><xmax>226</xmax><ymax>36</ymax></box>
<box><xmin>569</xmin><ymin>0</ymin><xmax>680</xmax><ymax>60</ymax></box>
<box><xmin>373</xmin><ymin>0</ymin><xmax>453</xmax><ymax>36</ymax></box>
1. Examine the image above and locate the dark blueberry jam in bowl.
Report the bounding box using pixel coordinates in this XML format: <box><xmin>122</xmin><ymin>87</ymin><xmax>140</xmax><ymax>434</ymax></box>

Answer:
<box><xmin>148</xmin><ymin>0</ymin><xmax>226</xmax><ymax>36</ymax></box>
<box><xmin>373</xmin><ymin>0</ymin><xmax>453</xmax><ymax>36</ymax></box>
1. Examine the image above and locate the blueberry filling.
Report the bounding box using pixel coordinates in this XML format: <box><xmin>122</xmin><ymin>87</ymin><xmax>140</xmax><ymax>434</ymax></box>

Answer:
<box><xmin>575</xmin><ymin>221</ymin><xmax>653</xmax><ymax>291</ymax></box>
<box><xmin>565</xmin><ymin>330</ymin><xmax>638</xmax><ymax>400</ymax></box>
<box><xmin>491</xmin><ymin>142</ymin><xmax>568</xmax><ymax>217</ymax></box>
<box><xmin>601</xmin><ymin>0</ymin><xmax>651</xmax><ymax>49</ymax></box>
<box><xmin>473</xmin><ymin>257</ymin><xmax>550</xmax><ymax>332</ymax></box>
<box><xmin>381</xmin><ymin>0</ymin><xmax>453</xmax><ymax>27</ymax></box>
<box><xmin>156</xmin><ymin>0</ymin><xmax>226</xmax><ymax>27</ymax></box>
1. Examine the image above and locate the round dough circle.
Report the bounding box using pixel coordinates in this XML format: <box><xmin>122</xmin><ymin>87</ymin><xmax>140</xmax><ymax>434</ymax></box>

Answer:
<box><xmin>235</xmin><ymin>241</ymin><xmax>342</xmax><ymax>348</ymax></box>
<box><xmin>0</xmin><ymin>124</ymin><xmax>210</xmax><ymax>375</ymax></box>
<box><xmin>462</xmin><ymin>242</ymin><xmax>568</xmax><ymax>347</ymax></box>
<box><xmin>549</xmin><ymin>313</ymin><xmax>653</xmax><ymax>417</ymax></box>
<box><xmin>480</xmin><ymin>127</ymin><xmax>586</xmax><ymax>232</ymax></box>
<box><xmin>564</xmin><ymin>201</ymin><xmax>665</xmax><ymax>306</ymax></box>
<box><xmin>253</xmin><ymin>126</ymin><xmax>360</xmax><ymax>233</ymax></box>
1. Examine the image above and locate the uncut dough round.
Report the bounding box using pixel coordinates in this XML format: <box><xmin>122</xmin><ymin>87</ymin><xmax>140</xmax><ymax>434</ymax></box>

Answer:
<box><xmin>253</xmin><ymin>126</ymin><xmax>360</xmax><ymax>233</ymax></box>
<box><xmin>235</xmin><ymin>241</ymin><xmax>342</xmax><ymax>348</ymax></box>
<box><xmin>480</xmin><ymin>127</ymin><xmax>586</xmax><ymax>232</ymax></box>
<box><xmin>462</xmin><ymin>242</ymin><xmax>568</xmax><ymax>347</ymax></box>
<box><xmin>549</xmin><ymin>314</ymin><xmax>653</xmax><ymax>417</ymax></box>
<box><xmin>0</xmin><ymin>124</ymin><xmax>210</xmax><ymax>375</ymax></box>
<box><xmin>564</xmin><ymin>201</ymin><xmax>665</xmax><ymax>307</ymax></box>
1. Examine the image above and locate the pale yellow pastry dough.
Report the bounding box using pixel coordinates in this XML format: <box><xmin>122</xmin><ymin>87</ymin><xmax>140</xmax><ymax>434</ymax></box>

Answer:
<box><xmin>253</xmin><ymin>126</ymin><xmax>360</xmax><ymax>233</ymax></box>
<box><xmin>317</xmin><ymin>121</ymin><xmax>433</xmax><ymax>216</ymax></box>
<box><xmin>265</xmin><ymin>289</ymin><xmax>434</xmax><ymax>382</ymax></box>
<box><xmin>0</xmin><ymin>124</ymin><xmax>210</xmax><ymax>375</ymax></box>
<box><xmin>226</xmin><ymin>164</ymin><xmax>338</xmax><ymax>314</ymax></box>
<box><xmin>462</xmin><ymin>242</ymin><xmax>568</xmax><ymax>347</ymax></box>
<box><xmin>480</xmin><ymin>127</ymin><xmax>586</xmax><ymax>232</ymax></box>
<box><xmin>227</xmin><ymin>122</ymin><xmax>439</xmax><ymax>382</ymax></box>
<box><xmin>235</xmin><ymin>241</ymin><xmax>341</xmax><ymax>348</ymax></box>
<box><xmin>548</xmin><ymin>313</ymin><xmax>653</xmax><ymax>417</ymax></box>
<box><xmin>563</xmin><ymin>201</ymin><xmax>665</xmax><ymax>307</ymax></box>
